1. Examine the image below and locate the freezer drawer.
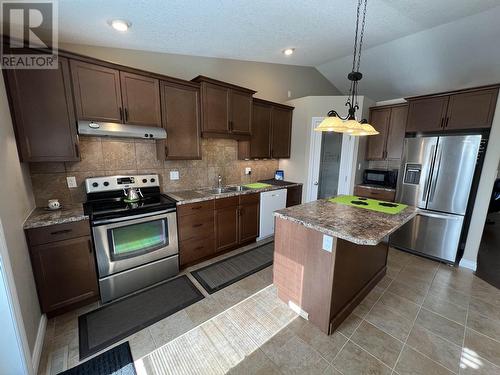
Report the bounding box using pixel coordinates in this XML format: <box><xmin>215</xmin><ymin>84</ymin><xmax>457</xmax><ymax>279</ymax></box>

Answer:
<box><xmin>389</xmin><ymin>212</ymin><xmax>464</xmax><ymax>263</ymax></box>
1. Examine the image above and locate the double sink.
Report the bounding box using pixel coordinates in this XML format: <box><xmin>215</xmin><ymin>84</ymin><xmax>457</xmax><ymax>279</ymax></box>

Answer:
<box><xmin>201</xmin><ymin>185</ymin><xmax>251</xmax><ymax>195</ymax></box>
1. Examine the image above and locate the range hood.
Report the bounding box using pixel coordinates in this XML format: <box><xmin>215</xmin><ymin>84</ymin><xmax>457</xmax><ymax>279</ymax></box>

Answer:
<box><xmin>78</xmin><ymin>121</ymin><xmax>166</xmax><ymax>140</ymax></box>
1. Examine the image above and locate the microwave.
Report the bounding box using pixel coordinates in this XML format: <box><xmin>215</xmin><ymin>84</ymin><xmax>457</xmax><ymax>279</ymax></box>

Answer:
<box><xmin>362</xmin><ymin>169</ymin><xmax>398</xmax><ymax>188</ymax></box>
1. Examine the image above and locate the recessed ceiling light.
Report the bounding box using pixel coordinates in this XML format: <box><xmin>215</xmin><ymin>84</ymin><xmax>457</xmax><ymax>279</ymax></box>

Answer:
<box><xmin>110</xmin><ymin>19</ymin><xmax>131</xmax><ymax>32</ymax></box>
<box><xmin>283</xmin><ymin>48</ymin><xmax>295</xmax><ymax>56</ymax></box>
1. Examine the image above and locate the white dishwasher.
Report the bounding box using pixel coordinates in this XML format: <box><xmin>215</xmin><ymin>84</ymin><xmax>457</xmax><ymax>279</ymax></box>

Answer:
<box><xmin>258</xmin><ymin>189</ymin><xmax>287</xmax><ymax>240</ymax></box>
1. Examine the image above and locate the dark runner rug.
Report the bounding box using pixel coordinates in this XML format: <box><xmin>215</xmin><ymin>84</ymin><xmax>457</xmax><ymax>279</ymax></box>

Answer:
<box><xmin>60</xmin><ymin>342</ymin><xmax>135</xmax><ymax>375</ymax></box>
<box><xmin>191</xmin><ymin>242</ymin><xmax>274</xmax><ymax>294</ymax></box>
<box><xmin>79</xmin><ymin>275</ymin><xmax>204</xmax><ymax>359</ymax></box>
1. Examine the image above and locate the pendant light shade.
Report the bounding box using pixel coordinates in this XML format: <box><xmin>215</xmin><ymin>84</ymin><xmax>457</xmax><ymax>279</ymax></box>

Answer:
<box><xmin>314</xmin><ymin>115</ymin><xmax>346</xmax><ymax>132</ymax></box>
<box><xmin>316</xmin><ymin>0</ymin><xmax>378</xmax><ymax>137</ymax></box>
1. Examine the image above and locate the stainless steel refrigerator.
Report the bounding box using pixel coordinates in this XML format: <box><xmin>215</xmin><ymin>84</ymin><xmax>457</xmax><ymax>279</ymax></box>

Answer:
<box><xmin>390</xmin><ymin>135</ymin><xmax>482</xmax><ymax>263</ymax></box>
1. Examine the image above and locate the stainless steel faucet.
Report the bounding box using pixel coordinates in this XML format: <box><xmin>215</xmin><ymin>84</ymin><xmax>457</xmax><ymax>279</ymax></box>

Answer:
<box><xmin>217</xmin><ymin>174</ymin><xmax>223</xmax><ymax>188</ymax></box>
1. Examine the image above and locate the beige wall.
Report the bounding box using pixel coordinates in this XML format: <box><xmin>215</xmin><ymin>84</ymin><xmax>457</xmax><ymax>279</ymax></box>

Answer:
<box><xmin>0</xmin><ymin>76</ymin><xmax>40</xmax><ymax>355</ymax></box>
<box><xmin>30</xmin><ymin>137</ymin><xmax>279</xmax><ymax>206</ymax></box>
<box><xmin>59</xmin><ymin>43</ymin><xmax>340</xmax><ymax>104</ymax></box>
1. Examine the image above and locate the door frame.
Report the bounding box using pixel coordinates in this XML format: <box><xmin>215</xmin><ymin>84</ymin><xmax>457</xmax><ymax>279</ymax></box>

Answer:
<box><xmin>0</xmin><ymin>218</ymin><xmax>32</xmax><ymax>374</ymax></box>
<box><xmin>306</xmin><ymin>117</ymin><xmax>358</xmax><ymax>202</ymax></box>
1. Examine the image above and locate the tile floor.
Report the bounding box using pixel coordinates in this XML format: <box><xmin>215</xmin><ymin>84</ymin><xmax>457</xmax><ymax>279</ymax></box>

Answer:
<box><xmin>39</xmin><ymin>244</ymin><xmax>500</xmax><ymax>375</ymax></box>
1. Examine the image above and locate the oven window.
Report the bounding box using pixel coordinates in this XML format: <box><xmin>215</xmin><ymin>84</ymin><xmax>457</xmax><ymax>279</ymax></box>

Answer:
<box><xmin>109</xmin><ymin>219</ymin><xmax>168</xmax><ymax>260</ymax></box>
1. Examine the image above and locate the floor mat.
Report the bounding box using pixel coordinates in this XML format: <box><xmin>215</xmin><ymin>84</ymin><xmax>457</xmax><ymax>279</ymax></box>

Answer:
<box><xmin>78</xmin><ymin>275</ymin><xmax>204</xmax><ymax>360</ymax></box>
<box><xmin>60</xmin><ymin>342</ymin><xmax>135</xmax><ymax>375</ymax></box>
<box><xmin>191</xmin><ymin>242</ymin><xmax>274</xmax><ymax>294</ymax></box>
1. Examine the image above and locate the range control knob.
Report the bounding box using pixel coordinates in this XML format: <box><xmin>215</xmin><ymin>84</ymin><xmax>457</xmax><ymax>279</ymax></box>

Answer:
<box><xmin>150</xmin><ymin>178</ymin><xmax>156</xmax><ymax>183</ymax></box>
<box><xmin>103</xmin><ymin>181</ymin><xmax>110</xmax><ymax>187</ymax></box>
<box><xmin>92</xmin><ymin>182</ymin><xmax>98</xmax><ymax>188</ymax></box>
<box><xmin>142</xmin><ymin>178</ymin><xmax>147</xmax><ymax>183</ymax></box>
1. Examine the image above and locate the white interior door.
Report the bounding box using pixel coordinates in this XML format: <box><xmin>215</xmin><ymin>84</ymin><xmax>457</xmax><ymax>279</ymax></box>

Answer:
<box><xmin>306</xmin><ymin>117</ymin><xmax>358</xmax><ymax>202</ymax></box>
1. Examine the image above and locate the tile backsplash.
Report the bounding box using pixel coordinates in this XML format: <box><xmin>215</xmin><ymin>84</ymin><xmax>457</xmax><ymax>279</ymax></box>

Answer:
<box><xmin>29</xmin><ymin>137</ymin><xmax>279</xmax><ymax>207</ymax></box>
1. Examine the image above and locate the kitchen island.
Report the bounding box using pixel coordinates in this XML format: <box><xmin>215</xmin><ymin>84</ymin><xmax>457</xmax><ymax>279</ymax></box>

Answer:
<box><xmin>273</xmin><ymin>198</ymin><xmax>416</xmax><ymax>335</ymax></box>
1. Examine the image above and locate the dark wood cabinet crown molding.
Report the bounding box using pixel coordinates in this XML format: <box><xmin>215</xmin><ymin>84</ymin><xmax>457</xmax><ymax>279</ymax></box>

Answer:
<box><xmin>192</xmin><ymin>75</ymin><xmax>257</xmax><ymax>94</ymax></box>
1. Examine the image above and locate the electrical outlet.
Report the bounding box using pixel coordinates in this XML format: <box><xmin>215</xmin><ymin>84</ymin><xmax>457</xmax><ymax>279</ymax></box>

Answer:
<box><xmin>245</xmin><ymin>167</ymin><xmax>252</xmax><ymax>175</ymax></box>
<box><xmin>287</xmin><ymin>90</ymin><xmax>292</xmax><ymax>98</ymax></box>
<box><xmin>66</xmin><ymin>176</ymin><xmax>77</xmax><ymax>188</ymax></box>
<box><xmin>169</xmin><ymin>170</ymin><xmax>179</xmax><ymax>180</ymax></box>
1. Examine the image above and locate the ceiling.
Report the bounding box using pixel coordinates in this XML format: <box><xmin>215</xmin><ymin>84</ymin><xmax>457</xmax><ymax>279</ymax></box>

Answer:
<box><xmin>52</xmin><ymin>0</ymin><xmax>499</xmax><ymax>67</ymax></box>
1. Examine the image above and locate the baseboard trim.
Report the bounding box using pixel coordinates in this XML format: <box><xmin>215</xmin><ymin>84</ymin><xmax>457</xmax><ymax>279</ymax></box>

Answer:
<box><xmin>459</xmin><ymin>258</ymin><xmax>477</xmax><ymax>271</ymax></box>
<box><xmin>32</xmin><ymin>314</ymin><xmax>47</xmax><ymax>373</ymax></box>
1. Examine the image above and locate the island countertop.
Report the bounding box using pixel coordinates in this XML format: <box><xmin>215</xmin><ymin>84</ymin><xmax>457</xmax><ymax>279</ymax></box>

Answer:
<box><xmin>274</xmin><ymin>198</ymin><xmax>417</xmax><ymax>245</ymax></box>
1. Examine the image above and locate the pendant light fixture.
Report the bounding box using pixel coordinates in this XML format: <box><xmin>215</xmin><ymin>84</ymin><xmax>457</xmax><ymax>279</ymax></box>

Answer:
<box><xmin>315</xmin><ymin>0</ymin><xmax>378</xmax><ymax>136</ymax></box>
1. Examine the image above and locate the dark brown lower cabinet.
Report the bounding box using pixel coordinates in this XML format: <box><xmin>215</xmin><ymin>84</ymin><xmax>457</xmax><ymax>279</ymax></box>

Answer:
<box><xmin>239</xmin><ymin>194</ymin><xmax>260</xmax><ymax>243</ymax></box>
<box><xmin>178</xmin><ymin>194</ymin><xmax>260</xmax><ymax>266</ymax></box>
<box><xmin>215</xmin><ymin>197</ymin><xmax>240</xmax><ymax>252</ymax></box>
<box><xmin>26</xmin><ymin>221</ymin><xmax>99</xmax><ymax>316</ymax></box>
<box><xmin>286</xmin><ymin>185</ymin><xmax>303</xmax><ymax>207</ymax></box>
<box><xmin>178</xmin><ymin>200</ymin><xmax>215</xmax><ymax>267</ymax></box>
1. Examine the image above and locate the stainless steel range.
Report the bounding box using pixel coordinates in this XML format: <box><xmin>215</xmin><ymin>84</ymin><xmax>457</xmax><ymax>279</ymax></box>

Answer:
<box><xmin>84</xmin><ymin>174</ymin><xmax>178</xmax><ymax>303</ymax></box>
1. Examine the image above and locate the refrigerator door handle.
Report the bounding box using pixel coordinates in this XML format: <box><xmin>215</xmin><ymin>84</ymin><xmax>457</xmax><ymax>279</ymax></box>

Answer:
<box><xmin>421</xmin><ymin>144</ymin><xmax>436</xmax><ymax>203</ymax></box>
<box><xmin>417</xmin><ymin>210</ymin><xmax>462</xmax><ymax>220</ymax></box>
<box><xmin>429</xmin><ymin>145</ymin><xmax>443</xmax><ymax>203</ymax></box>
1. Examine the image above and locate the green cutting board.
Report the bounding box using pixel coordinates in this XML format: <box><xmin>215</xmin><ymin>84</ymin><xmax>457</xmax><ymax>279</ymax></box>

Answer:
<box><xmin>242</xmin><ymin>183</ymin><xmax>273</xmax><ymax>189</ymax></box>
<box><xmin>328</xmin><ymin>195</ymin><xmax>407</xmax><ymax>215</ymax></box>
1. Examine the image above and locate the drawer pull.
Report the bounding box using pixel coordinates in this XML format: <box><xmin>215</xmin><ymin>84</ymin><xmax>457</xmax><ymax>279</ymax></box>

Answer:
<box><xmin>50</xmin><ymin>229</ymin><xmax>72</xmax><ymax>235</ymax></box>
<box><xmin>191</xmin><ymin>206</ymin><xmax>203</xmax><ymax>210</ymax></box>
<box><xmin>193</xmin><ymin>246</ymin><xmax>204</xmax><ymax>251</ymax></box>
<box><xmin>192</xmin><ymin>223</ymin><xmax>203</xmax><ymax>228</ymax></box>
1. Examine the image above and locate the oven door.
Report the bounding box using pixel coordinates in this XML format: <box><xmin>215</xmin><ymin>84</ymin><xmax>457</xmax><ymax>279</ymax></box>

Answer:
<box><xmin>92</xmin><ymin>209</ymin><xmax>178</xmax><ymax>278</ymax></box>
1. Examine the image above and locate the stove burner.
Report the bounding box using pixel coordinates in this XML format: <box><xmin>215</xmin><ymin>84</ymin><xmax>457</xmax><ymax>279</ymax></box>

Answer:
<box><xmin>379</xmin><ymin>202</ymin><xmax>398</xmax><ymax>207</ymax></box>
<box><xmin>351</xmin><ymin>200</ymin><xmax>369</xmax><ymax>206</ymax></box>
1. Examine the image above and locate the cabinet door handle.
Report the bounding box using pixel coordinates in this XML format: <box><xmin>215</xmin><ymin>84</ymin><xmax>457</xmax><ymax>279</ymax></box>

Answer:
<box><xmin>124</xmin><ymin>108</ymin><xmax>129</xmax><ymax>122</ymax></box>
<box><xmin>192</xmin><ymin>223</ymin><xmax>203</xmax><ymax>228</ymax></box>
<box><xmin>88</xmin><ymin>239</ymin><xmax>93</xmax><ymax>254</ymax></box>
<box><xmin>440</xmin><ymin>117</ymin><xmax>445</xmax><ymax>128</ymax></box>
<box><xmin>193</xmin><ymin>246</ymin><xmax>204</xmax><ymax>251</ymax></box>
<box><xmin>444</xmin><ymin>117</ymin><xmax>450</xmax><ymax>128</ymax></box>
<box><xmin>191</xmin><ymin>206</ymin><xmax>202</xmax><ymax>210</ymax></box>
<box><xmin>75</xmin><ymin>143</ymin><xmax>80</xmax><ymax>158</ymax></box>
<box><xmin>165</xmin><ymin>145</ymin><xmax>169</xmax><ymax>158</ymax></box>
<box><xmin>119</xmin><ymin>107</ymin><xmax>124</xmax><ymax>122</ymax></box>
<box><xmin>25</xmin><ymin>137</ymin><xmax>32</xmax><ymax>157</ymax></box>
<box><xmin>50</xmin><ymin>229</ymin><xmax>72</xmax><ymax>235</ymax></box>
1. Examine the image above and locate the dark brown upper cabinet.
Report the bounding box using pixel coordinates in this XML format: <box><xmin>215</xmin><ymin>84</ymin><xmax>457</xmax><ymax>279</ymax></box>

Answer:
<box><xmin>238</xmin><ymin>99</ymin><xmax>294</xmax><ymax>159</ymax></box>
<box><xmin>71</xmin><ymin>60</ymin><xmax>161</xmax><ymax>126</ymax></box>
<box><xmin>271</xmin><ymin>105</ymin><xmax>293</xmax><ymax>158</ymax></box>
<box><xmin>445</xmin><ymin>88</ymin><xmax>498</xmax><ymax>130</ymax></box>
<box><xmin>406</xmin><ymin>96</ymin><xmax>449</xmax><ymax>133</ymax></box>
<box><xmin>406</xmin><ymin>86</ymin><xmax>499</xmax><ymax>133</ymax></box>
<box><xmin>5</xmin><ymin>56</ymin><xmax>79</xmax><ymax>162</ymax></box>
<box><xmin>158</xmin><ymin>80</ymin><xmax>201</xmax><ymax>160</ymax></box>
<box><xmin>70</xmin><ymin>60</ymin><xmax>123</xmax><ymax>123</ymax></box>
<box><xmin>120</xmin><ymin>72</ymin><xmax>161</xmax><ymax>126</ymax></box>
<box><xmin>192</xmin><ymin>76</ymin><xmax>255</xmax><ymax>139</ymax></box>
<box><xmin>366</xmin><ymin>104</ymin><xmax>408</xmax><ymax>161</ymax></box>
<box><xmin>366</xmin><ymin>107</ymin><xmax>391</xmax><ymax>160</ymax></box>
<box><xmin>249</xmin><ymin>100</ymin><xmax>272</xmax><ymax>158</ymax></box>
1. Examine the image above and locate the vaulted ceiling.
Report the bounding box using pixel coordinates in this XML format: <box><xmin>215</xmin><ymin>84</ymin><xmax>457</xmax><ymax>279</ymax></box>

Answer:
<box><xmin>18</xmin><ymin>0</ymin><xmax>500</xmax><ymax>100</ymax></box>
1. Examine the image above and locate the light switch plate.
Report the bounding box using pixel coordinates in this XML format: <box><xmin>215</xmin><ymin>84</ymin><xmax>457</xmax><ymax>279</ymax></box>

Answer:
<box><xmin>169</xmin><ymin>170</ymin><xmax>179</xmax><ymax>180</ymax></box>
<box><xmin>66</xmin><ymin>176</ymin><xmax>77</xmax><ymax>188</ymax></box>
<box><xmin>245</xmin><ymin>167</ymin><xmax>252</xmax><ymax>175</ymax></box>
<box><xmin>322</xmin><ymin>235</ymin><xmax>333</xmax><ymax>252</ymax></box>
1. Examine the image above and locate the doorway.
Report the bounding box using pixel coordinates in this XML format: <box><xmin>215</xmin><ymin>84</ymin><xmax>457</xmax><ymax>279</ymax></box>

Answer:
<box><xmin>317</xmin><ymin>131</ymin><xmax>343</xmax><ymax>199</ymax></box>
<box><xmin>476</xmin><ymin>164</ymin><xmax>500</xmax><ymax>288</ymax></box>
<box><xmin>306</xmin><ymin>117</ymin><xmax>358</xmax><ymax>202</ymax></box>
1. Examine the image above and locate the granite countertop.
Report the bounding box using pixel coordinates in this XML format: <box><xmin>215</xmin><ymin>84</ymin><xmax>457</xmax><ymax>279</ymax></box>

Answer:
<box><xmin>356</xmin><ymin>184</ymin><xmax>396</xmax><ymax>192</ymax></box>
<box><xmin>274</xmin><ymin>198</ymin><xmax>417</xmax><ymax>246</ymax></box>
<box><xmin>24</xmin><ymin>204</ymin><xmax>88</xmax><ymax>230</ymax></box>
<box><xmin>168</xmin><ymin>181</ymin><xmax>302</xmax><ymax>205</ymax></box>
